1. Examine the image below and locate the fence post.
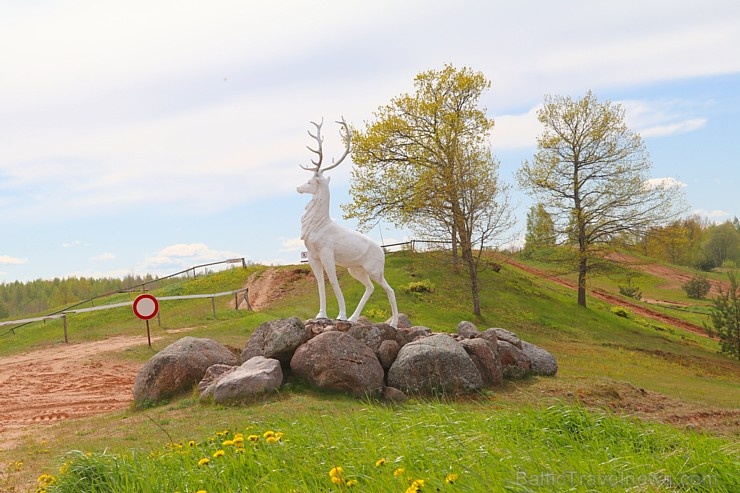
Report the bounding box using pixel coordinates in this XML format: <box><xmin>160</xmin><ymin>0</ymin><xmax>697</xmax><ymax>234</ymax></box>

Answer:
<box><xmin>211</xmin><ymin>297</ymin><xmax>217</xmax><ymax>319</ymax></box>
<box><xmin>63</xmin><ymin>314</ymin><xmax>68</xmax><ymax>343</ymax></box>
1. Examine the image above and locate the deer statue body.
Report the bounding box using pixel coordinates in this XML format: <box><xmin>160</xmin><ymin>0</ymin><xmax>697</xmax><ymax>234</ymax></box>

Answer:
<box><xmin>297</xmin><ymin>118</ymin><xmax>399</xmax><ymax>327</ymax></box>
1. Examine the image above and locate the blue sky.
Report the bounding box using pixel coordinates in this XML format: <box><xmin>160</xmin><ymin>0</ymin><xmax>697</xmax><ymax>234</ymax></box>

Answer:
<box><xmin>1</xmin><ymin>0</ymin><xmax>739</xmax><ymax>282</ymax></box>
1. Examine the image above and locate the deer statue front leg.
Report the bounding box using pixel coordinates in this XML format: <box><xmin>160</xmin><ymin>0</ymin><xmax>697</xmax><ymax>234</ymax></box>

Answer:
<box><xmin>306</xmin><ymin>254</ymin><xmax>328</xmax><ymax>319</ymax></box>
<box><xmin>320</xmin><ymin>251</ymin><xmax>348</xmax><ymax>320</ymax></box>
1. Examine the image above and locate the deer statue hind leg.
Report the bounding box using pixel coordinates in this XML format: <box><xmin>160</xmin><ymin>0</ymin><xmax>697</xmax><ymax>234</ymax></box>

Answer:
<box><xmin>375</xmin><ymin>274</ymin><xmax>398</xmax><ymax>327</ymax></box>
<box><xmin>346</xmin><ymin>266</ymin><xmax>375</xmax><ymax>322</ymax></box>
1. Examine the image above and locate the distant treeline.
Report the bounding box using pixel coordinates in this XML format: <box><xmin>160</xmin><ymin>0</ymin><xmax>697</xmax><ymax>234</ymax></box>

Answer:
<box><xmin>524</xmin><ymin>213</ymin><xmax>740</xmax><ymax>271</ymax></box>
<box><xmin>630</xmin><ymin>216</ymin><xmax>740</xmax><ymax>271</ymax></box>
<box><xmin>0</xmin><ymin>274</ymin><xmax>160</xmax><ymax>319</ymax></box>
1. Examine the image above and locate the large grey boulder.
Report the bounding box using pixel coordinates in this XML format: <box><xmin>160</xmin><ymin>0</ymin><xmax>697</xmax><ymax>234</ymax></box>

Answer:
<box><xmin>493</xmin><ymin>328</ymin><xmax>522</xmax><ymax>349</ymax></box>
<box><xmin>203</xmin><ymin>357</ymin><xmax>283</xmax><ymax>404</ymax></box>
<box><xmin>242</xmin><ymin>317</ymin><xmax>309</xmax><ymax>363</ymax></box>
<box><xmin>387</xmin><ymin>334</ymin><xmax>482</xmax><ymax>395</ymax></box>
<box><xmin>377</xmin><ymin>339</ymin><xmax>400</xmax><ymax>369</ymax></box>
<box><xmin>133</xmin><ymin>337</ymin><xmax>238</xmax><ymax>405</ymax></box>
<box><xmin>478</xmin><ymin>328</ymin><xmax>499</xmax><ymax>352</ymax></box>
<box><xmin>521</xmin><ymin>341</ymin><xmax>558</xmax><ymax>376</ymax></box>
<box><xmin>497</xmin><ymin>340</ymin><xmax>532</xmax><ymax>379</ymax></box>
<box><xmin>290</xmin><ymin>331</ymin><xmax>385</xmax><ymax>397</ymax></box>
<box><xmin>347</xmin><ymin>324</ymin><xmax>383</xmax><ymax>352</ymax></box>
<box><xmin>457</xmin><ymin>320</ymin><xmax>480</xmax><ymax>339</ymax></box>
<box><xmin>461</xmin><ymin>338</ymin><xmax>503</xmax><ymax>387</ymax></box>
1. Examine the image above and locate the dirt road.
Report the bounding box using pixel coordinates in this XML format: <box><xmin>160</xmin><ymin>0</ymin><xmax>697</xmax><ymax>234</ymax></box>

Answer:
<box><xmin>0</xmin><ymin>336</ymin><xmax>148</xmax><ymax>449</ymax></box>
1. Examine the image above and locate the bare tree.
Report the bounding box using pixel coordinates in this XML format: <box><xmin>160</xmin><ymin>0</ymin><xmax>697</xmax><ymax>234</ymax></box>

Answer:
<box><xmin>517</xmin><ymin>91</ymin><xmax>686</xmax><ymax>307</ymax></box>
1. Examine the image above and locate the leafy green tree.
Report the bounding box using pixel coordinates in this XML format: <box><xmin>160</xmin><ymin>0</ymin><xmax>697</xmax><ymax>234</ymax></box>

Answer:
<box><xmin>700</xmin><ymin>221</ymin><xmax>740</xmax><ymax>269</ymax></box>
<box><xmin>705</xmin><ymin>271</ymin><xmax>740</xmax><ymax>360</ymax></box>
<box><xmin>517</xmin><ymin>91</ymin><xmax>686</xmax><ymax>307</ymax></box>
<box><xmin>522</xmin><ymin>203</ymin><xmax>556</xmax><ymax>258</ymax></box>
<box><xmin>345</xmin><ymin>65</ymin><xmax>513</xmax><ymax>317</ymax></box>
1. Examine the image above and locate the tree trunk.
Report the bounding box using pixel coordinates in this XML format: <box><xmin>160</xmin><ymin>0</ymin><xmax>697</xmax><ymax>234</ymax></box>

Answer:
<box><xmin>577</xmin><ymin>254</ymin><xmax>588</xmax><ymax>307</ymax></box>
<box><xmin>450</xmin><ymin>229</ymin><xmax>460</xmax><ymax>273</ymax></box>
<box><xmin>462</xmin><ymin>245</ymin><xmax>481</xmax><ymax>316</ymax></box>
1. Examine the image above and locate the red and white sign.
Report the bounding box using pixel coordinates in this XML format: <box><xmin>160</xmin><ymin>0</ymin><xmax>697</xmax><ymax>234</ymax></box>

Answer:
<box><xmin>132</xmin><ymin>294</ymin><xmax>159</xmax><ymax>320</ymax></box>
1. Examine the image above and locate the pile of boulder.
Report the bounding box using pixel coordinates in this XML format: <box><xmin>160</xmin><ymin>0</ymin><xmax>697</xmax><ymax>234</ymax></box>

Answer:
<box><xmin>133</xmin><ymin>315</ymin><xmax>557</xmax><ymax>406</ymax></box>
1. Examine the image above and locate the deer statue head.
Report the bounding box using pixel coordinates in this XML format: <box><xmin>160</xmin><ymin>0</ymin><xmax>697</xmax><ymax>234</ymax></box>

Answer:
<box><xmin>296</xmin><ymin>117</ymin><xmax>351</xmax><ymax>196</ymax></box>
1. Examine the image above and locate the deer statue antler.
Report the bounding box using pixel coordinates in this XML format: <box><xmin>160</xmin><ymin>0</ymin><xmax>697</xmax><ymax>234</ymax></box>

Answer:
<box><xmin>300</xmin><ymin>117</ymin><xmax>351</xmax><ymax>173</ymax></box>
<box><xmin>301</xmin><ymin>119</ymin><xmax>324</xmax><ymax>172</ymax></box>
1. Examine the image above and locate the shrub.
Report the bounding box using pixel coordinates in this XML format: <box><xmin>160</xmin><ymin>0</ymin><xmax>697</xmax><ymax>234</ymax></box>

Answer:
<box><xmin>618</xmin><ymin>281</ymin><xmax>642</xmax><ymax>300</ymax></box>
<box><xmin>403</xmin><ymin>279</ymin><xmax>435</xmax><ymax>294</ymax></box>
<box><xmin>611</xmin><ymin>306</ymin><xmax>631</xmax><ymax>318</ymax></box>
<box><xmin>704</xmin><ymin>271</ymin><xmax>740</xmax><ymax>360</ymax></box>
<box><xmin>683</xmin><ymin>273</ymin><xmax>711</xmax><ymax>299</ymax></box>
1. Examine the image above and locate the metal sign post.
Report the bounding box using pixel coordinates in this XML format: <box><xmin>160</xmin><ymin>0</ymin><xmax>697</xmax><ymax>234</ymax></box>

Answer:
<box><xmin>132</xmin><ymin>294</ymin><xmax>159</xmax><ymax>347</ymax></box>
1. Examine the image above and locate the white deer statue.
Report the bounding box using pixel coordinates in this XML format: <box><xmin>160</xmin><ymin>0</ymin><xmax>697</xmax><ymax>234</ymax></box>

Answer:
<box><xmin>297</xmin><ymin>117</ymin><xmax>399</xmax><ymax>327</ymax></box>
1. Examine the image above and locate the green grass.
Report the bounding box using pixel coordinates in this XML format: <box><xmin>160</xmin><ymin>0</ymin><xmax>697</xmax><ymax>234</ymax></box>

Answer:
<box><xmin>1</xmin><ymin>251</ymin><xmax>739</xmax><ymax>492</ymax></box>
<box><xmin>39</xmin><ymin>400</ymin><xmax>738</xmax><ymax>493</ymax></box>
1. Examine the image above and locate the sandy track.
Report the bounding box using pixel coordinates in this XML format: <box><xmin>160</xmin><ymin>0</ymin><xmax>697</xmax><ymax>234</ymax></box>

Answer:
<box><xmin>0</xmin><ymin>336</ymin><xmax>150</xmax><ymax>449</ymax></box>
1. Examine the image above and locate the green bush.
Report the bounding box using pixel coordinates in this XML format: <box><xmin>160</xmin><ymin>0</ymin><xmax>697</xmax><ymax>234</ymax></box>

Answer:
<box><xmin>704</xmin><ymin>271</ymin><xmax>740</xmax><ymax>360</ymax></box>
<box><xmin>611</xmin><ymin>306</ymin><xmax>631</xmax><ymax>318</ymax></box>
<box><xmin>403</xmin><ymin>279</ymin><xmax>435</xmax><ymax>294</ymax></box>
<box><xmin>618</xmin><ymin>282</ymin><xmax>642</xmax><ymax>300</ymax></box>
<box><xmin>683</xmin><ymin>273</ymin><xmax>711</xmax><ymax>299</ymax></box>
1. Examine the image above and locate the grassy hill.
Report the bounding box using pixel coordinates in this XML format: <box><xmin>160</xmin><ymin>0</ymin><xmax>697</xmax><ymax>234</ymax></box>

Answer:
<box><xmin>0</xmin><ymin>251</ymin><xmax>738</xmax><ymax>492</ymax></box>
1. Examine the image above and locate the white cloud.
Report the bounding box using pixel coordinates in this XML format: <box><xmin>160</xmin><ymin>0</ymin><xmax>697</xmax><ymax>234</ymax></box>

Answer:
<box><xmin>693</xmin><ymin>209</ymin><xmax>729</xmax><ymax>219</ymax></box>
<box><xmin>492</xmin><ymin>106</ymin><xmax>541</xmax><ymax>150</ymax></box>
<box><xmin>91</xmin><ymin>252</ymin><xmax>116</xmax><ymax>261</ymax></box>
<box><xmin>280</xmin><ymin>238</ymin><xmax>305</xmax><ymax>253</ymax></box>
<box><xmin>140</xmin><ymin>243</ymin><xmax>243</xmax><ymax>274</ymax></box>
<box><xmin>622</xmin><ymin>99</ymin><xmax>709</xmax><ymax>138</ymax></box>
<box><xmin>645</xmin><ymin>177</ymin><xmax>687</xmax><ymax>189</ymax></box>
<box><xmin>61</xmin><ymin>240</ymin><xmax>90</xmax><ymax>248</ymax></box>
<box><xmin>639</xmin><ymin>118</ymin><xmax>707</xmax><ymax>138</ymax></box>
<box><xmin>0</xmin><ymin>255</ymin><xmax>26</xmax><ymax>265</ymax></box>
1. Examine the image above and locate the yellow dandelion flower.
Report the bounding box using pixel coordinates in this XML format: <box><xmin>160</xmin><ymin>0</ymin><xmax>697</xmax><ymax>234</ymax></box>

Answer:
<box><xmin>330</xmin><ymin>476</ymin><xmax>344</xmax><ymax>485</ymax></box>
<box><xmin>329</xmin><ymin>466</ymin><xmax>343</xmax><ymax>478</ymax></box>
<box><xmin>233</xmin><ymin>433</ymin><xmax>245</xmax><ymax>444</ymax></box>
<box><xmin>375</xmin><ymin>458</ymin><xmax>387</xmax><ymax>467</ymax></box>
<box><xmin>212</xmin><ymin>450</ymin><xmax>225</xmax><ymax>458</ymax></box>
<box><xmin>198</xmin><ymin>457</ymin><xmax>210</xmax><ymax>467</ymax></box>
<box><xmin>222</xmin><ymin>439</ymin><xmax>234</xmax><ymax>447</ymax></box>
<box><xmin>37</xmin><ymin>473</ymin><xmax>56</xmax><ymax>486</ymax></box>
<box><xmin>346</xmin><ymin>479</ymin><xmax>359</xmax><ymax>487</ymax></box>
<box><xmin>412</xmin><ymin>479</ymin><xmax>425</xmax><ymax>487</ymax></box>
<box><xmin>196</xmin><ymin>490</ymin><xmax>207</xmax><ymax>493</ymax></box>
<box><xmin>445</xmin><ymin>473</ymin><xmax>459</xmax><ymax>484</ymax></box>
<box><xmin>274</xmin><ymin>431</ymin><xmax>284</xmax><ymax>440</ymax></box>
<box><xmin>188</xmin><ymin>440</ymin><xmax>196</xmax><ymax>447</ymax></box>
<box><xmin>248</xmin><ymin>434</ymin><xmax>260</xmax><ymax>442</ymax></box>
<box><xmin>263</xmin><ymin>430</ymin><xmax>275</xmax><ymax>438</ymax></box>
<box><xmin>393</xmin><ymin>467</ymin><xmax>405</xmax><ymax>477</ymax></box>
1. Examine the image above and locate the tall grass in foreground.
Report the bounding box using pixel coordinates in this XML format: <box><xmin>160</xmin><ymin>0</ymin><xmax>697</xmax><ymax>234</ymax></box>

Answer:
<box><xmin>42</xmin><ymin>402</ymin><xmax>737</xmax><ymax>493</ymax></box>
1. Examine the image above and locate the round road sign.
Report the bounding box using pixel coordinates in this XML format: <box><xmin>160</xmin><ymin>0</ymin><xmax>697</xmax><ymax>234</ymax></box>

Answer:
<box><xmin>133</xmin><ymin>294</ymin><xmax>159</xmax><ymax>320</ymax></box>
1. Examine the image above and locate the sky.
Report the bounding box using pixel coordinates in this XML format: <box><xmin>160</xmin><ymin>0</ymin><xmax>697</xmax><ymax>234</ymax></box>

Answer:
<box><xmin>1</xmin><ymin>0</ymin><xmax>739</xmax><ymax>282</ymax></box>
